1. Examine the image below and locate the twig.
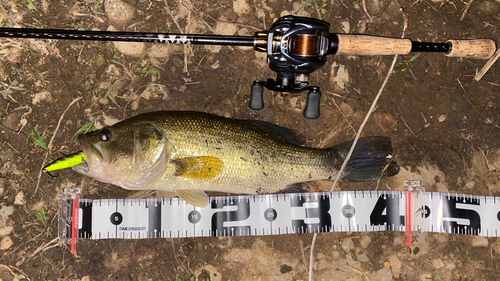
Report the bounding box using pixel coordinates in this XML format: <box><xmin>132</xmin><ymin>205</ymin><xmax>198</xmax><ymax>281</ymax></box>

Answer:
<box><xmin>361</xmin><ymin>0</ymin><xmax>373</xmax><ymax>22</ymax></box>
<box><xmin>35</xmin><ymin>97</ymin><xmax>82</xmax><ymax>194</ymax></box>
<box><xmin>29</xmin><ymin>237</ymin><xmax>59</xmax><ymax>260</ymax></box>
<box><xmin>171</xmin><ymin>240</ymin><xmax>190</xmax><ymax>275</ymax></box>
<box><xmin>397</xmin><ymin>106</ymin><xmax>416</xmax><ymax>136</ymax></box>
<box><xmin>308</xmin><ymin>233</ymin><xmax>317</xmax><ymax>281</ymax></box>
<box><xmin>375</xmin><ymin>162</ymin><xmax>392</xmax><ymax>191</ymax></box>
<box><xmin>184</xmin><ymin>11</ymin><xmax>192</xmax><ymax>74</ymax></box>
<box><xmin>474</xmin><ymin>48</ymin><xmax>500</xmax><ymax>81</ymax></box>
<box><xmin>332</xmin><ymin>98</ymin><xmax>356</xmax><ymax>135</ymax></box>
<box><xmin>339</xmin><ymin>266</ymin><xmax>372</xmax><ymax>281</ymax></box>
<box><xmin>460</xmin><ymin>0</ymin><xmax>474</xmax><ymax>21</ymax></box>
<box><xmin>163</xmin><ymin>0</ymin><xmax>193</xmax><ymax>74</ymax></box>
<box><xmin>163</xmin><ymin>0</ymin><xmax>183</xmax><ymax>33</ymax></box>
<box><xmin>478</xmin><ymin>147</ymin><xmax>493</xmax><ymax>172</ymax></box>
<box><xmin>326</xmin><ymin>91</ymin><xmax>345</xmax><ymax>99</ymax></box>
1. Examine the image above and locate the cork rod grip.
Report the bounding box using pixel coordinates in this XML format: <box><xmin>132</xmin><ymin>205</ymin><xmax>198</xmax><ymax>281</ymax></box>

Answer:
<box><xmin>336</xmin><ymin>34</ymin><xmax>412</xmax><ymax>56</ymax></box>
<box><xmin>446</xmin><ymin>39</ymin><xmax>496</xmax><ymax>59</ymax></box>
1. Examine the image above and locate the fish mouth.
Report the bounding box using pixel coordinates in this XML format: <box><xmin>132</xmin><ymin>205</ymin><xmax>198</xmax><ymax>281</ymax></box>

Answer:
<box><xmin>77</xmin><ymin>135</ymin><xmax>111</xmax><ymax>169</ymax></box>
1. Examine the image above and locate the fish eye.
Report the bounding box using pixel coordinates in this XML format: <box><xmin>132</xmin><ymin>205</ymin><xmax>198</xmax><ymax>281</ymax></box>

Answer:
<box><xmin>99</xmin><ymin>128</ymin><xmax>112</xmax><ymax>142</ymax></box>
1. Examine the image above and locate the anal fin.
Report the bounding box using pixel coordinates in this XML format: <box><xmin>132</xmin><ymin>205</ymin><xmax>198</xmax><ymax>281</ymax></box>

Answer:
<box><xmin>277</xmin><ymin>182</ymin><xmax>310</xmax><ymax>193</ymax></box>
<box><xmin>176</xmin><ymin>189</ymin><xmax>209</xmax><ymax>207</ymax></box>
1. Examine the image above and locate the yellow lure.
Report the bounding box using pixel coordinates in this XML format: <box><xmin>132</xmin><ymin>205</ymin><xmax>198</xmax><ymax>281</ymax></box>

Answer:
<box><xmin>43</xmin><ymin>152</ymin><xmax>86</xmax><ymax>177</ymax></box>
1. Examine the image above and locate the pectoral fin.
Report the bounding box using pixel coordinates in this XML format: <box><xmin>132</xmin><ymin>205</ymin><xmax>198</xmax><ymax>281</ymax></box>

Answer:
<box><xmin>172</xmin><ymin>156</ymin><xmax>223</xmax><ymax>179</ymax></box>
<box><xmin>176</xmin><ymin>189</ymin><xmax>209</xmax><ymax>207</ymax></box>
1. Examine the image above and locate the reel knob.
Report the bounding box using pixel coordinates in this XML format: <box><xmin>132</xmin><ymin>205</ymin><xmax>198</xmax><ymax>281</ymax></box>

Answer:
<box><xmin>249</xmin><ymin>81</ymin><xmax>264</xmax><ymax>110</ymax></box>
<box><xmin>303</xmin><ymin>87</ymin><xmax>321</xmax><ymax>119</ymax></box>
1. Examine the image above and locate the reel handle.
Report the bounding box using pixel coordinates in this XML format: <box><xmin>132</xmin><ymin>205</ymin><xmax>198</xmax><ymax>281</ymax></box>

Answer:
<box><xmin>249</xmin><ymin>81</ymin><xmax>264</xmax><ymax>110</ymax></box>
<box><xmin>303</xmin><ymin>87</ymin><xmax>321</xmax><ymax>119</ymax></box>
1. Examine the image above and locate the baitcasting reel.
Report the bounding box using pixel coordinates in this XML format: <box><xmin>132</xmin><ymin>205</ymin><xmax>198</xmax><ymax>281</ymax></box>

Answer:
<box><xmin>250</xmin><ymin>16</ymin><xmax>332</xmax><ymax>119</ymax></box>
<box><xmin>248</xmin><ymin>15</ymin><xmax>496</xmax><ymax>118</ymax></box>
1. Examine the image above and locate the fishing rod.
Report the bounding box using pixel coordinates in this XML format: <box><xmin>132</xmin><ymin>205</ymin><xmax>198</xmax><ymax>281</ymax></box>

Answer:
<box><xmin>1</xmin><ymin>15</ymin><xmax>496</xmax><ymax>119</ymax></box>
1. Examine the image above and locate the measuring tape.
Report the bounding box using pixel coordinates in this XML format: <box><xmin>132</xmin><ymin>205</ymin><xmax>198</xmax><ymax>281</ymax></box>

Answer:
<box><xmin>58</xmin><ymin>181</ymin><xmax>500</xmax><ymax>253</ymax></box>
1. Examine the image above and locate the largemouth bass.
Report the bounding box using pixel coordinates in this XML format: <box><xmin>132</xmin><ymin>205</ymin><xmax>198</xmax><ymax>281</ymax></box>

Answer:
<box><xmin>72</xmin><ymin>111</ymin><xmax>399</xmax><ymax>207</ymax></box>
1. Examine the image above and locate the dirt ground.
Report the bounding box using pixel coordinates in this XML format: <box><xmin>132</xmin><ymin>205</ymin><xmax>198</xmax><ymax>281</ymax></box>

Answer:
<box><xmin>1</xmin><ymin>0</ymin><xmax>500</xmax><ymax>280</ymax></box>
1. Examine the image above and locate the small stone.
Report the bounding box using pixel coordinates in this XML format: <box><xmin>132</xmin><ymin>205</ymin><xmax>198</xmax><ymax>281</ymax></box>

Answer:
<box><xmin>420</xmin><ymin>273</ymin><xmax>433</xmax><ymax>281</ymax></box>
<box><xmin>105</xmin><ymin>0</ymin><xmax>135</xmax><ymax>27</ymax></box>
<box><xmin>411</xmin><ymin>234</ymin><xmax>429</xmax><ymax>256</ymax></box>
<box><xmin>445</xmin><ymin>262</ymin><xmax>456</xmax><ymax>270</ymax></box>
<box><xmin>332</xmin><ymin>250</ymin><xmax>340</xmax><ymax>259</ymax></box>
<box><xmin>0</xmin><ymin>226</ymin><xmax>13</xmax><ymax>236</ymax></box>
<box><xmin>471</xmin><ymin>236</ymin><xmax>489</xmax><ymax>247</ymax></box>
<box><xmin>355</xmin><ymin>247</ymin><xmax>369</xmax><ymax>262</ymax></box>
<box><xmin>81</xmin><ymin>276</ymin><xmax>90</xmax><ymax>281</ymax></box>
<box><xmin>30</xmin><ymin>201</ymin><xmax>45</xmax><ymax>211</ymax></box>
<box><xmin>340</xmin><ymin>238</ymin><xmax>354</xmax><ymax>254</ymax></box>
<box><xmin>340</xmin><ymin>21</ymin><xmax>350</xmax><ymax>33</ymax></box>
<box><xmin>432</xmin><ymin>258</ymin><xmax>444</xmax><ymax>269</ymax></box>
<box><xmin>94</xmin><ymin>51</ymin><xmax>106</xmax><ymax>67</ymax></box>
<box><xmin>376</xmin><ymin>267</ymin><xmax>393</xmax><ymax>281</ymax></box>
<box><xmin>374</xmin><ymin>111</ymin><xmax>397</xmax><ymax>132</ymax></box>
<box><xmin>276</xmin><ymin>264</ymin><xmax>292</xmax><ymax>275</ymax></box>
<box><xmin>345</xmin><ymin>254</ymin><xmax>361</xmax><ymax>268</ymax></box>
<box><xmin>232</xmin><ymin>0</ymin><xmax>249</xmax><ymax>15</ymax></box>
<box><xmin>32</xmin><ymin>91</ymin><xmax>53</xmax><ymax>105</ymax></box>
<box><xmin>330</xmin><ymin>61</ymin><xmax>349</xmax><ymax>91</ymax></box>
<box><xmin>215</xmin><ymin>21</ymin><xmax>237</xmax><ymax>36</ymax></box>
<box><xmin>0</xmin><ymin>236</ymin><xmax>13</xmax><ymax>250</ymax></box>
<box><xmin>389</xmin><ymin>254</ymin><xmax>402</xmax><ymax>279</ymax></box>
<box><xmin>359</xmin><ymin>235</ymin><xmax>371</xmax><ymax>249</ymax></box>
<box><xmin>205</xmin><ymin>45</ymin><xmax>222</xmax><ymax>53</ymax></box>
<box><xmin>211</xmin><ymin>60</ymin><xmax>220</xmax><ymax>69</ymax></box>
<box><xmin>0</xmin><ymin>205</ymin><xmax>13</xmax><ymax>220</ymax></box>
<box><xmin>466</xmin><ymin>181</ymin><xmax>476</xmax><ymax>189</ymax></box>
<box><xmin>14</xmin><ymin>191</ymin><xmax>24</xmax><ymax>205</ymax></box>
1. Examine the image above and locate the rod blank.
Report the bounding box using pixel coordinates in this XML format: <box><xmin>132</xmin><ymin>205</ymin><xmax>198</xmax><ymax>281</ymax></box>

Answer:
<box><xmin>0</xmin><ymin>27</ymin><xmax>496</xmax><ymax>59</ymax></box>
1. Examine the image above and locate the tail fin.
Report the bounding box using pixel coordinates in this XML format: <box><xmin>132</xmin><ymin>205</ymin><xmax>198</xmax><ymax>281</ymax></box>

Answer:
<box><xmin>334</xmin><ymin>136</ymin><xmax>399</xmax><ymax>182</ymax></box>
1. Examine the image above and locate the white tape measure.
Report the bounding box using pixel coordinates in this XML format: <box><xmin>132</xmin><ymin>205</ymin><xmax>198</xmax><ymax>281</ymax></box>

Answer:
<box><xmin>58</xmin><ymin>181</ymin><xmax>500</xmax><ymax>253</ymax></box>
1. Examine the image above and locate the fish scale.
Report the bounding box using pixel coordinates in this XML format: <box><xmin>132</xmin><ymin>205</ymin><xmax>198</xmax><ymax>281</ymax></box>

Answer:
<box><xmin>151</xmin><ymin>112</ymin><xmax>338</xmax><ymax>192</ymax></box>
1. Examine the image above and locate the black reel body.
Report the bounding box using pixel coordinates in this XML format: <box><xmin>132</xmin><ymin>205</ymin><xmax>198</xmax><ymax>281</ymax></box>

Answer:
<box><xmin>250</xmin><ymin>15</ymin><xmax>332</xmax><ymax>119</ymax></box>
